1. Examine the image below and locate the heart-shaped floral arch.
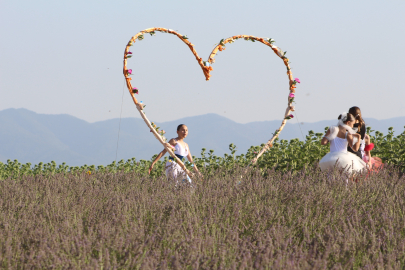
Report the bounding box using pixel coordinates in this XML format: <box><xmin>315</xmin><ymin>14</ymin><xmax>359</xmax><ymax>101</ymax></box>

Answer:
<box><xmin>123</xmin><ymin>27</ymin><xmax>299</xmax><ymax>179</ymax></box>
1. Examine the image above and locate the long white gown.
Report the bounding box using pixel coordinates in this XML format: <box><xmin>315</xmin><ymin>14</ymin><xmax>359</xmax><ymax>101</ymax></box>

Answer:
<box><xmin>319</xmin><ymin>132</ymin><xmax>366</xmax><ymax>172</ymax></box>
<box><xmin>165</xmin><ymin>139</ymin><xmax>192</xmax><ymax>184</ymax></box>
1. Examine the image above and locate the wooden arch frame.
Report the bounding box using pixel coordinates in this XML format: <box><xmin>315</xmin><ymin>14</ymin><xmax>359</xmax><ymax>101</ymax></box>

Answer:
<box><xmin>123</xmin><ymin>27</ymin><xmax>298</xmax><ymax>179</ymax></box>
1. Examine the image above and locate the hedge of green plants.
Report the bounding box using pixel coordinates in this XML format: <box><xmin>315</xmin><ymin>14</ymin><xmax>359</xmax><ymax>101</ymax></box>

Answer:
<box><xmin>0</xmin><ymin>126</ymin><xmax>404</xmax><ymax>180</ymax></box>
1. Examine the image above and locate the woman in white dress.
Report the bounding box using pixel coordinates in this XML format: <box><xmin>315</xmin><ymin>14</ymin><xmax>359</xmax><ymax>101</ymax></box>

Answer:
<box><xmin>319</xmin><ymin>113</ymin><xmax>366</xmax><ymax>173</ymax></box>
<box><xmin>148</xmin><ymin>124</ymin><xmax>201</xmax><ymax>184</ymax></box>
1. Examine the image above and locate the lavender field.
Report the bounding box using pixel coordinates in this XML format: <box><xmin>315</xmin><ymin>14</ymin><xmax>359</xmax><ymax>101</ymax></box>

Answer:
<box><xmin>1</xmin><ymin>165</ymin><xmax>404</xmax><ymax>269</ymax></box>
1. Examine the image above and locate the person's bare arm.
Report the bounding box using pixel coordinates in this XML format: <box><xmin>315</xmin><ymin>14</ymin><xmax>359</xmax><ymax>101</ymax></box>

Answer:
<box><xmin>365</xmin><ymin>134</ymin><xmax>370</xmax><ymax>145</ymax></box>
<box><xmin>321</xmin><ymin>129</ymin><xmax>331</xmax><ymax>145</ymax></box>
<box><xmin>148</xmin><ymin>149</ymin><xmax>167</xmax><ymax>174</ymax></box>
<box><xmin>148</xmin><ymin>139</ymin><xmax>176</xmax><ymax>174</ymax></box>
<box><xmin>186</xmin><ymin>144</ymin><xmax>202</xmax><ymax>177</ymax></box>
<box><xmin>347</xmin><ymin>133</ymin><xmax>361</xmax><ymax>152</ymax></box>
<box><xmin>364</xmin><ymin>134</ymin><xmax>372</xmax><ymax>166</ymax></box>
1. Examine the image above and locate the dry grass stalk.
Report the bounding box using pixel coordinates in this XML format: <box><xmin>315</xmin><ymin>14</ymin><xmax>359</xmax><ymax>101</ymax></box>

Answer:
<box><xmin>1</xmin><ymin>166</ymin><xmax>404</xmax><ymax>268</ymax></box>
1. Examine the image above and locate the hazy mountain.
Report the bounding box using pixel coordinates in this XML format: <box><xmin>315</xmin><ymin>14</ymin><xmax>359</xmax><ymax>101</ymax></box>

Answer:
<box><xmin>1</xmin><ymin>108</ymin><xmax>403</xmax><ymax>166</ymax></box>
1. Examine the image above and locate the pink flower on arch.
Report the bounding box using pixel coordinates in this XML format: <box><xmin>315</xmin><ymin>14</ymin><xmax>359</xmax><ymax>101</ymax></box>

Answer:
<box><xmin>294</xmin><ymin>78</ymin><xmax>300</xmax><ymax>83</ymax></box>
<box><xmin>128</xmin><ymin>69</ymin><xmax>132</xmax><ymax>74</ymax></box>
<box><xmin>285</xmin><ymin>114</ymin><xmax>294</xmax><ymax>120</ymax></box>
<box><xmin>127</xmin><ymin>51</ymin><xmax>133</xmax><ymax>54</ymax></box>
<box><xmin>289</xmin><ymin>93</ymin><xmax>295</xmax><ymax>98</ymax></box>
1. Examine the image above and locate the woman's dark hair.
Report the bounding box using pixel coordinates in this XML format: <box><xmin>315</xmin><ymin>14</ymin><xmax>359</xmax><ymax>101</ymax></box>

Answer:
<box><xmin>177</xmin><ymin>124</ymin><xmax>186</xmax><ymax>131</ymax></box>
<box><xmin>338</xmin><ymin>113</ymin><xmax>355</xmax><ymax>123</ymax></box>
<box><xmin>348</xmin><ymin>106</ymin><xmax>365</xmax><ymax>130</ymax></box>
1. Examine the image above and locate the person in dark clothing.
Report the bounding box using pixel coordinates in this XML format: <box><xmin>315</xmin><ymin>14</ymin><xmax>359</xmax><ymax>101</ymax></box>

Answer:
<box><xmin>347</xmin><ymin>106</ymin><xmax>366</xmax><ymax>159</ymax></box>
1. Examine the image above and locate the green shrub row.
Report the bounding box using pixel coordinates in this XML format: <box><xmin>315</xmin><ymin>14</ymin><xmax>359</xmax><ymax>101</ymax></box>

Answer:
<box><xmin>1</xmin><ymin>126</ymin><xmax>404</xmax><ymax>179</ymax></box>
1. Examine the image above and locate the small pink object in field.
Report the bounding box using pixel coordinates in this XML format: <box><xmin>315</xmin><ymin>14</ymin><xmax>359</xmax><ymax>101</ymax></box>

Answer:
<box><xmin>127</xmin><ymin>51</ymin><xmax>133</xmax><ymax>54</ymax></box>
<box><xmin>289</xmin><ymin>93</ymin><xmax>295</xmax><ymax>98</ymax></box>
<box><xmin>289</xmin><ymin>114</ymin><xmax>294</xmax><ymax>118</ymax></box>
<box><xmin>294</xmin><ymin>78</ymin><xmax>300</xmax><ymax>83</ymax></box>
<box><xmin>132</xmin><ymin>87</ymin><xmax>138</xmax><ymax>94</ymax></box>
<box><xmin>128</xmin><ymin>69</ymin><xmax>132</xmax><ymax>74</ymax></box>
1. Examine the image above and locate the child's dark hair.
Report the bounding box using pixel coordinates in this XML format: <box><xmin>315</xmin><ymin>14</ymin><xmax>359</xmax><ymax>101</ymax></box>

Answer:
<box><xmin>348</xmin><ymin>106</ymin><xmax>365</xmax><ymax>130</ymax></box>
<box><xmin>177</xmin><ymin>124</ymin><xmax>186</xmax><ymax>131</ymax></box>
<box><xmin>338</xmin><ymin>113</ymin><xmax>355</xmax><ymax>123</ymax></box>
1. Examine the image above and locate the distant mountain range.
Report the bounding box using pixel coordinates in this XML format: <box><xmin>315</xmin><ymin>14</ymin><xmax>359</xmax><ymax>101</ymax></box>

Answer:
<box><xmin>1</xmin><ymin>108</ymin><xmax>404</xmax><ymax>166</ymax></box>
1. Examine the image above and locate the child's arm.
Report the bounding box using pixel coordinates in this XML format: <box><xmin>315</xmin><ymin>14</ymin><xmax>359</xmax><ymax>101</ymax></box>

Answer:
<box><xmin>186</xmin><ymin>145</ymin><xmax>202</xmax><ymax>177</ymax></box>
<box><xmin>364</xmin><ymin>134</ymin><xmax>372</xmax><ymax>167</ymax></box>
<box><xmin>148</xmin><ymin>140</ymin><xmax>176</xmax><ymax>174</ymax></box>
<box><xmin>148</xmin><ymin>150</ymin><xmax>166</xmax><ymax>174</ymax></box>
<box><xmin>321</xmin><ymin>129</ymin><xmax>331</xmax><ymax>145</ymax></box>
<box><xmin>347</xmin><ymin>133</ymin><xmax>361</xmax><ymax>152</ymax></box>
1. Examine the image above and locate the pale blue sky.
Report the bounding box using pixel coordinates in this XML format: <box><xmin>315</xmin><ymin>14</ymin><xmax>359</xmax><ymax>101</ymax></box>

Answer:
<box><xmin>1</xmin><ymin>0</ymin><xmax>404</xmax><ymax>124</ymax></box>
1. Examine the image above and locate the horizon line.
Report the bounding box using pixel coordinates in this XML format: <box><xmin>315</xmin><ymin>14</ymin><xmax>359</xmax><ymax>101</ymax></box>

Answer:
<box><xmin>1</xmin><ymin>107</ymin><xmax>404</xmax><ymax>125</ymax></box>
